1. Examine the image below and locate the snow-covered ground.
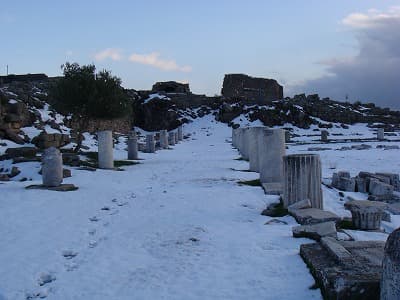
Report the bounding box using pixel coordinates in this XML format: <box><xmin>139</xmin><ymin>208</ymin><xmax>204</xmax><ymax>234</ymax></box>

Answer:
<box><xmin>1</xmin><ymin>115</ymin><xmax>400</xmax><ymax>299</ymax></box>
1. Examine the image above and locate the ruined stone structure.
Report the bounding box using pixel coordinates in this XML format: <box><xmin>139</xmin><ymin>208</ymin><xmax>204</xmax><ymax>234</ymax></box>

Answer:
<box><xmin>0</xmin><ymin>73</ymin><xmax>48</xmax><ymax>85</ymax></box>
<box><xmin>127</xmin><ymin>131</ymin><xmax>138</xmax><ymax>160</ymax></box>
<box><xmin>152</xmin><ymin>81</ymin><xmax>190</xmax><ymax>94</ymax></box>
<box><xmin>381</xmin><ymin>228</ymin><xmax>400</xmax><ymax>300</ymax></box>
<box><xmin>42</xmin><ymin>147</ymin><xmax>63</xmax><ymax>187</ymax></box>
<box><xmin>221</xmin><ymin>74</ymin><xmax>283</xmax><ymax>104</ymax></box>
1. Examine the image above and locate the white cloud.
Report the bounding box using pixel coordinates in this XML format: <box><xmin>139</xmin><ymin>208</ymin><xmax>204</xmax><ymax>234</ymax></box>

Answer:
<box><xmin>342</xmin><ymin>6</ymin><xmax>400</xmax><ymax>28</ymax></box>
<box><xmin>94</xmin><ymin>48</ymin><xmax>123</xmax><ymax>61</ymax></box>
<box><xmin>128</xmin><ymin>52</ymin><xmax>192</xmax><ymax>72</ymax></box>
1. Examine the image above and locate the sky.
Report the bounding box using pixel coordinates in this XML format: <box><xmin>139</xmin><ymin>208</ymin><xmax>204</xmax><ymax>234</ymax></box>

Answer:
<box><xmin>1</xmin><ymin>1</ymin><xmax>400</xmax><ymax>108</ymax></box>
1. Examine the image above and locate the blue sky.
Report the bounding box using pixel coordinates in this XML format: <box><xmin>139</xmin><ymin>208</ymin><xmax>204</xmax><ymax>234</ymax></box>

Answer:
<box><xmin>1</xmin><ymin>1</ymin><xmax>400</xmax><ymax>107</ymax></box>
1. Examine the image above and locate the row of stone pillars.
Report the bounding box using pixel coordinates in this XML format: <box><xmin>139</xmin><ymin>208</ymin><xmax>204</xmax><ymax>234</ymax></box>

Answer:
<box><xmin>101</xmin><ymin>125</ymin><xmax>184</xmax><ymax>168</ymax></box>
<box><xmin>232</xmin><ymin>127</ymin><xmax>323</xmax><ymax>209</ymax></box>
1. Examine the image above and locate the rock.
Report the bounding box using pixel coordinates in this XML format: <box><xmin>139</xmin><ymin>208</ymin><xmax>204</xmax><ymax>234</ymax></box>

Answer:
<box><xmin>42</xmin><ymin>147</ymin><xmax>63</xmax><ymax>187</ymax></box>
<box><xmin>369</xmin><ymin>178</ymin><xmax>394</xmax><ymax>197</ymax></box>
<box><xmin>332</xmin><ymin>175</ymin><xmax>356</xmax><ymax>192</ymax></box>
<box><xmin>287</xmin><ymin>199</ymin><xmax>312</xmax><ymax>214</ymax></box>
<box><xmin>62</xmin><ymin>153</ymin><xmax>81</xmax><ymax>166</ymax></box>
<box><xmin>5</xmin><ymin>146</ymin><xmax>38</xmax><ymax>159</ymax></box>
<box><xmin>376</xmin><ymin>173</ymin><xmax>400</xmax><ymax>191</ymax></box>
<box><xmin>381</xmin><ymin>228</ymin><xmax>400</xmax><ymax>300</ymax></box>
<box><xmin>290</xmin><ymin>208</ymin><xmax>340</xmax><ymax>225</ymax></box>
<box><xmin>0</xmin><ymin>174</ymin><xmax>10</xmax><ymax>181</ymax></box>
<box><xmin>9</xmin><ymin>166</ymin><xmax>20</xmax><ymax>178</ymax></box>
<box><xmin>152</xmin><ymin>81</ymin><xmax>190</xmax><ymax>94</ymax></box>
<box><xmin>344</xmin><ymin>200</ymin><xmax>387</xmax><ymax>230</ymax></box>
<box><xmin>3</xmin><ymin>128</ymin><xmax>24</xmax><ymax>144</ymax></box>
<box><xmin>264</xmin><ymin>219</ymin><xmax>288</xmax><ymax>225</ymax></box>
<box><xmin>63</xmin><ymin>169</ymin><xmax>72</xmax><ymax>178</ymax></box>
<box><xmin>351</xmin><ymin>144</ymin><xmax>372</xmax><ymax>150</ymax></box>
<box><xmin>292</xmin><ymin>221</ymin><xmax>337</xmax><ymax>241</ymax></box>
<box><xmin>355</xmin><ymin>177</ymin><xmax>368</xmax><ymax>193</ymax></box>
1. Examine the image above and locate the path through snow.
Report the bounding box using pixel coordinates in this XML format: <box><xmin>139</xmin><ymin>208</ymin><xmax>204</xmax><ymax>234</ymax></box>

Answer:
<box><xmin>0</xmin><ymin>118</ymin><xmax>321</xmax><ymax>299</ymax></box>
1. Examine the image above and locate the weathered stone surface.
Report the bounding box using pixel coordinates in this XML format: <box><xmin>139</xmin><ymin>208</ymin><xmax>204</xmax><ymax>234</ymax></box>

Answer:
<box><xmin>332</xmin><ymin>174</ymin><xmax>356</xmax><ymax>192</ymax></box>
<box><xmin>369</xmin><ymin>179</ymin><xmax>394</xmax><ymax>197</ymax></box>
<box><xmin>152</xmin><ymin>81</ymin><xmax>190</xmax><ymax>94</ymax></box>
<box><xmin>381</xmin><ymin>227</ymin><xmax>400</xmax><ymax>300</ymax></box>
<box><xmin>293</xmin><ymin>221</ymin><xmax>337</xmax><ymax>241</ymax></box>
<box><xmin>321</xmin><ymin>130</ymin><xmax>329</xmax><ymax>142</ymax></box>
<box><xmin>177</xmin><ymin>126</ymin><xmax>183</xmax><ymax>141</ymax></box>
<box><xmin>168</xmin><ymin>131</ymin><xmax>176</xmax><ymax>146</ymax></box>
<box><xmin>248</xmin><ymin>127</ymin><xmax>264</xmax><ymax>172</ymax></box>
<box><xmin>300</xmin><ymin>239</ymin><xmax>385</xmax><ymax>300</ymax></box>
<box><xmin>290</xmin><ymin>208</ymin><xmax>340</xmax><ymax>225</ymax></box>
<box><xmin>5</xmin><ymin>147</ymin><xmax>38</xmax><ymax>159</ymax></box>
<box><xmin>26</xmin><ymin>183</ymin><xmax>78</xmax><ymax>192</ymax></box>
<box><xmin>258</xmin><ymin>128</ymin><xmax>285</xmax><ymax>184</ymax></box>
<box><xmin>355</xmin><ymin>177</ymin><xmax>368</xmax><ymax>193</ymax></box>
<box><xmin>287</xmin><ymin>199</ymin><xmax>312</xmax><ymax>214</ymax></box>
<box><xmin>127</xmin><ymin>131</ymin><xmax>139</xmax><ymax>159</ymax></box>
<box><xmin>9</xmin><ymin>166</ymin><xmax>20</xmax><ymax>178</ymax></box>
<box><xmin>0</xmin><ymin>174</ymin><xmax>10</xmax><ymax>181</ymax></box>
<box><xmin>344</xmin><ymin>200</ymin><xmax>387</xmax><ymax>230</ymax></box>
<box><xmin>97</xmin><ymin>130</ymin><xmax>114</xmax><ymax>169</ymax></box>
<box><xmin>62</xmin><ymin>153</ymin><xmax>80</xmax><ymax>167</ymax></box>
<box><xmin>376</xmin><ymin>172</ymin><xmax>400</xmax><ymax>191</ymax></box>
<box><xmin>159</xmin><ymin>130</ymin><xmax>168</xmax><ymax>149</ymax></box>
<box><xmin>221</xmin><ymin>74</ymin><xmax>283</xmax><ymax>104</ymax></box>
<box><xmin>145</xmin><ymin>134</ymin><xmax>155</xmax><ymax>153</ymax></box>
<box><xmin>283</xmin><ymin>154</ymin><xmax>323</xmax><ymax>209</ymax></box>
<box><xmin>42</xmin><ymin>147</ymin><xmax>63</xmax><ymax>187</ymax></box>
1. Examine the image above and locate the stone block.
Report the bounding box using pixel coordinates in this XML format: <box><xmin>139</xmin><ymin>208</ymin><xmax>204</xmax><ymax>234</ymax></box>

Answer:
<box><xmin>369</xmin><ymin>178</ymin><xmax>394</xmax><ymax>197</ymax></box>
<box><xmin>287</xmin><ymin>199</ymin><xmax>312</xmax><ymax>214</ymax></box>
<box><xmin>290</xmin><ymin>208</ymin><xmax>340</xmax><ymax>225</ymax></box>
<box><xmin>5</xmin><ymin>147</ymin><xmax>38</xmax><ymax>159</ymax></box>
<box><xmin>381</xmin><ymin>228</ymin><xmax>400</xmax><ymax>300</ymax></box>
<box><xmin>292</xmin><ymin>221</ymin><xmax>337</xmax><ymax>241</ymax></box>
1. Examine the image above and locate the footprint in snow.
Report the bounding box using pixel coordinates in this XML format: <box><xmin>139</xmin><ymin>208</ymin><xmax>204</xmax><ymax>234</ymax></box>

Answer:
<box><xmin>101</xmin><ymin>206</ymin><xmax>111</xmax><ymax>211</ymax></box>
<box><xmin>37</xmin><ymin>272</ymin><xmax>56</xmax><ymax>286</ymax></box>
<box><xmin>64</xmin><ymin>262</ymin><xmax>79</xmax><ymax>272</ymax></box>
<box><xmin>26</xmin><ymin>287</ymin><xmax>51</xmax><ymax>299</ymax></box>
<box><xmin>109</xmin><ymin>209</ymin><xmax>119</xmax><ymax>215</ymax></box>
<box><xmin>117</xmin><ymin>201</ymin><xmax>128</xmax><ymax>207</ymax></box>
<box><xmin>89</xmin><ymin>240</ymin><xmax>98</xmax><ymax>248</ymax></box>
<box><xmin>62</xmin><ymin>250</ymin><xmax>78</xmax><ymax>259</ymax></box>
<box><xmin>88</xmin><ymin>228</ymin><xmax>96</xmax><ymax>235</ymax></box>
<box><xmin>89</xmin><ymin>216</ymin><xmax>99</xmax><ymax>222</ymax></box>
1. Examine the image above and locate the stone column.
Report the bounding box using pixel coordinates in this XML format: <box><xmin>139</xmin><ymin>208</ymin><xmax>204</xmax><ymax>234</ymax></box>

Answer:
<box><xmin>285</xmin><ymin>130</ymin><xmax>291</xmax><ymax>143</ymax></box>
<box><xmin>236</xmin><ymin>128</ymin><xmax>244</xmax><ymax>154</ymax></box>
<box><xmin>98</xmin><ymin>130</ymin><xmax>114</xmax><ymax>169</ymax></box>
<box><xmin>174</xmin><ymin>131</ymin><xmax>179</xmax><ymax>144</ymax></box>
<box><xmin>377</xmin><ymin>128</ymin><xmax>385</xmax><ymax>141</ymax></box>
<box><xmin>248</xmin><ymin>127</ymin><xmax>264</xmax><ymax>172</ymax></box>
<box><xmin>159</xmin><ymin>130</ymin><xmax>169</xmax><ymax>149</ymax></box>
<box><xmin>241</xmin><ymin>127</ymin><xmax>250</xmax><ymax>161</ymax></box>
<box><xmin>283</xmin><ymin>154</ymin><xmax>323</xmax><ymax>209</ymax></box>
<box><xmin>178</xmin><ymin>126</ymin><xmax>183</xmax><ymax>141</ymax></box>
<box><xmin>42</xmin><ymin>147</ymin><xmax>63</xmax><ymax>187</ymax></box>
<box><xmin>168</xmin><ymin>131</ymin><xmax>175</xmax><ymax>146</ymax></box>
<box><xmin>146</xmin><ymin>134</ymin><xmax>155</xmax><ymax>153</ymax></box>
<box><xmin>258</xmin><ymin>128</ymin><xmax>286</xmax><ymax>183</ymax></box>
<box><xmin>127</xmin><ymin>131</ymin><xmax>138</xmax><ymax>160</ymax></box>
<box><xmin>232</xmin><ymin>128</ymin><xmax>237</xmax><ymax>148</ymax></box>
<box><xmin>321</xmin><ymin>130</ymin><xmax>329</xmax><ymax>142</ymax></box>
<box><xmin>381</xmin><ymin>227</ymin><xmax>400</xmax><ymax>300</ymax></box>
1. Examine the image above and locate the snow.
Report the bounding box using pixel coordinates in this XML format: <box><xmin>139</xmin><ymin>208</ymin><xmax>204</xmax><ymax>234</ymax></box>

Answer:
<box><xmin>0</xmin><ymin>116</ymin><xmax>321</xmax><ymax>300</ymax></box>
<box><xmin>143</xmin><ymin>93</ymin><xmax>171</xmax><ymax>104</ymax></box>
<box><xmin>2</xmin><ymin>110</ymin><xmax>400</xmax><ymax>299</ymax></box>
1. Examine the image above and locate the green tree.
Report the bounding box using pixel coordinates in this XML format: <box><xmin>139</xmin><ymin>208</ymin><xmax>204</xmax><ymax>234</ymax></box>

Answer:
<box><xmin>51</xmin><ymin>62</ymin><xmax>131</xmax><ymax>151</ymax></box>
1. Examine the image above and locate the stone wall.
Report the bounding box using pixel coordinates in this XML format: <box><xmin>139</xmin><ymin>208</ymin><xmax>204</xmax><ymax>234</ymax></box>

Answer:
<box><xmin>221</xmin><ymin>74</ymin><xmax>283</xmax><ymax>104</ymax></box>
<box><xmin>152</xmin><ymin>81</ymin><xmax>190</xmax><ymax>94</ymax></box>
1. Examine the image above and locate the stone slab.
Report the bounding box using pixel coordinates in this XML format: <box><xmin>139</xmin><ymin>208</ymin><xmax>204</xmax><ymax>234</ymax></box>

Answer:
<box><xmin>292</xmin><ymin>221</ymin><xmax>337</xmax><ymax>241</ymax></box>
<box><xmin>300</xmin><ymin>239</ymin><xmax>385</xmax><ymax>300</ymax></box>
<box><xmin>25</xmin><ymin>184</ymin><xmax>79</xmax><ymax>192</ymax></box>
<box><xmin>261</xmin><ymin>182</ymin><xmax>282</xmax><ymax>195</ymax></box>
<box><xmin>287</xmin><ymin>199</ymin><xmax>311</xmax><ymax>214</ymax></box>
<box><xmin>291</xmin><ymin>208</ymin><xmax>340</xmax><ymax>225</ymax></box>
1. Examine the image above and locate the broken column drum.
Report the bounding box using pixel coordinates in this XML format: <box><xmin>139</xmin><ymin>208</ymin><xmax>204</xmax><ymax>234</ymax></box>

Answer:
<box><xmin>159</xmin><ymin>130</ymin><xmax>169</xmax><ymax>149</ymax></box>
<box><xmin>174</xmin><ymin>131</ymin><xmax>179</xmax><ymax>144</ymax></box>
<box><xmin>285</xmin><ymin>130</ymin><xmax>291</xmax><ymax>143</ymax></box>
<box><xmin>381</xmin><ymin>227</ymin><xmax>400</xmax><ymax>300</ymax></box>
<box><xmin>248</xmin><ymin>127</ymin><xmax>264</xmax><ymax>172</ymax></box>
<box><xmin>168</xmin><ymin>131</ymin><xmax>176</xmax><ymax>146</ymax></box>
<box><xmin>377</xmin><ymin>128</ymin><xmax>385</xmax><ymax>141</ymax></box>
<box><xmin>98</xmin><ymin>130</ymin><xmax>114</xmax><ymax>169</ymax></box>
<box><xmin>232</xmin><ymin>128</ymin><xmax>238</xmax><ymax>148</ymax></box>
<box><xmin>42</xmin><ymin>147</ymin><xmax>63</xmax><ymax>187</ymax></box>
<box><xmin>236</xmin><ymin>128</ymin><xmax>244</xmax><ymax>154</ymax></box>
<box><xmin>127</xmin><ymin>131</ymin><xmax>138</xmax><ymax>160</ymax></box>
<box><xmin>145</xmin><ymin>134</ymin><xmax>156</xmax><ymax>153</ymax></box>
<box><xmin>178</xmin><ymin>126</ymin><xmax>183</xmax><ymax>141</ymax></box>
<box><xmin>258</xmin><ymin>128</ymin><xmax>286</xmax><ymax>184</ymax></box>
<box><xmin>283</xmin><ymin>154</ymin><xmax>323</xmax><ymax>209</ymax></box>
